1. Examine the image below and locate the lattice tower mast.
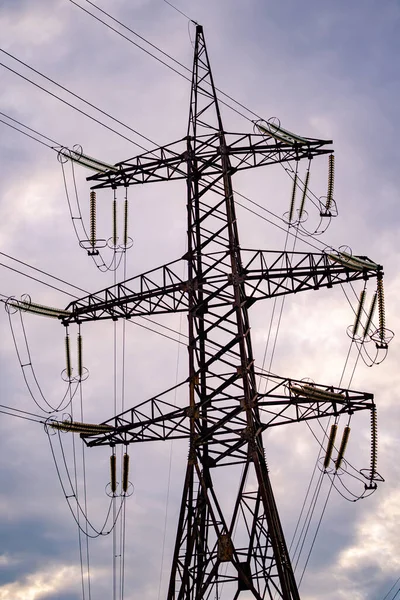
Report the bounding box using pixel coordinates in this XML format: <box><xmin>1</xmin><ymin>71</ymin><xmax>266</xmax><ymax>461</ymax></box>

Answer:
<box><xmin>61</xmin><ymin>25</ymin><xmax>382</xmax><ymax>600</ymax></box>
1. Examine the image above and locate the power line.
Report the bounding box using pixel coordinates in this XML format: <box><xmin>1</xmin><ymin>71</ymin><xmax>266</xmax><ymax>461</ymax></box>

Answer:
<box><xmin>67</xmin><ymin>0</ymin><xmax>255</xmax><ymax>122</ymax></box>
<box><xmin>0</xmin><ymin>110</ymin><xmax>61</xmax><ymax>146</ymax></box>
<box><xmin>0</xmin><ymin>117</ymin><xmax>57</xmax><ymax>150</ymax></box>
<box><xmin>382</xmin><ymin>577</ymin><xmax>400</xmax><ymax>600</ymax></box>
<box><xmin>0</xmin><ymin>60</ymin><xmax>144</xmax><ymax>149</ymax></box>
<box><xmin>0</xmin><ymin>250</ymin><xmax>88</xmax><ymax>296</ymax></box>
<box><xmin>0</xmin><ymin>261</ymin><xmax>81</xmax><ymax>298</ymax></box>
<box><xmin>0</xmin><ymin>48</ymin><xmax>154</xmax><ymax>151</ymax></box>
<box><xmin>162</xmin><ymin>0</ymin><xmax>196</xmax><ymax>23</ymax></box>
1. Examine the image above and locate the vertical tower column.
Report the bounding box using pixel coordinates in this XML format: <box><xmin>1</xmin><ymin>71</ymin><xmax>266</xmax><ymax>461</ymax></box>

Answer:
<box><xmin>167</xmin><ymin>25</ymin><xmax>300</xmax><ymax>600</ymax></box>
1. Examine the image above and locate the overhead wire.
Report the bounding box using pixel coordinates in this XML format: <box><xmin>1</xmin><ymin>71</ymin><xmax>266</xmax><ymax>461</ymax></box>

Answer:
<box><xmin>382</xmin><ymin>578</ymin><xmax>400</xmax><ymax>600</ymax></box>
<box><xmin>69</xmin><ymin>378</ymin><xmax>88</xmax><ymax>600</ymax></box>
<box><xmin>0</xmin><ymin>48</ymin><xmax>153</xmax><ymax>151</ymax></box>
<box><xmin>0</xmin><ymin>403</ymin><xmax>45</xmax><ymax>424</ymax></box>
<box><xmin>162</xmin><ymin>0</ymin><xmax>195</xmax><ymax>22</ymax></box>
<box><xmin>298</xmin><ymin>475</ymin><xmax>335</xmax><ymax>588</ymax></box>
<box><xmin>0</xmin><ymin>117</ymin><xmax>57</xmax><ymax>149</ymax></box>
<box><xmin>48</xmin><ymin>428</ymin><xmax>124</xmax><ymax>537</ymax></box>
<box><xmin>67</xmin><ymin>0</ymin><xmax>253</xmax><ymax>122</ymax></box>
<box><xmin>7</xmin><ymin>308</ymin><xmax>79</xmax><ymax>413</ymax></box>
<box><xmin>0</xmin><ymin>60</ymin><xmax>144</xmax><ymax>149</ymax></box>
<box><xmin>0</xmin><ymin>110</ymin><xmax>61</xmax><ymax>146</ymax></box>
<box><xmin>119</xmin><ymin>244</ymin><xmax>129</xmax><ymax>600</ymax></box>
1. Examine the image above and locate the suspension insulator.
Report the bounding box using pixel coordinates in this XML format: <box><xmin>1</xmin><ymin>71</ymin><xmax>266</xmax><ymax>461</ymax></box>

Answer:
<box><xmin>290</xmin><ymin>383</ymin><xmax>345</xmax><ymax>401</ymax></box>
<box><xmin>323</xmin><ymin>423</ymin><xmax>338</xmax><ymax>469</ymax></box>
<box><xmin>123</xmin><ymin>195</ymin><xmax>128</xmax><ymax>248</ymax></box>
<box><xmin>12</xmin><ymin>299</ymin><xmax>71</xmax><ymax>319</ymax></box>
<box><xmin>90</xmin><ymin>191</ymin><xmax>96</xmax><ymax>249</ymax></box>
<box><xmin>50</xmin><ymin>420</ymin><xmax>113</xmax><ymax>434</ymax></box>
<box><xmin>77</xmin><ymin>333</ymin><xmax>83</xmax><ymax>378</ymax></box>
<box><xmin>363</xmin><ymin>292</ymin><xmax>377</xmax><ymax>338</ymax></box>
<box><xmin>370</xmin><ymin>406</ymin><xmax>378</xmax><ymax>481</ymax></box>
<box><xmin>122</xmin><ymin>452</ymin><xmax>130</xmax><ymax>493</ymax></box>
<box><xmin>299</xmin><ymin>169</ymin><xmax>310</xmax><ymax>220</ymax></box>
<box><xmin>65</xmin><ymin>334</ymin><xmax>72</xmax><ymax>379</ymax></box>
<box><xmin>325</xmin><ymin>154</ymin><xmax>335</xmax><ymax>213</ymax></box>
<box><xmin>288</xmin><ymin>173</ymin><xmax>297</xmax><ymax>223</ymax></box>
<box><xmin>353</xmin><ymin>289</ymin><xmax>366</xmax><ymax>338</ymax></box>
<box><xmin>113</xmin><ymin>196</ymin><xmax>117</xmax><ymax>247</ymax></box>
<box><xmin>335</xmin><ymin>426</ymin><xmax>350</xmax><ymax>471</ymax></box>
<box><xmin>110</xmin><ymin>454</ymin><xmax>117</xmax><ymax>494</ymax></box>
<box><xmin>377</xmin><ymin>273</ymin><xmax>386</xmax><ymax>343</ymax></box>
<box><xmin>327</xmin><ymin>251</ymin><xmax>379</xmax><ymax>272</ymax></box>
<box><xmin>60</xmin><ymin>148</ymin><xmax>117</xmax><ymax>172</ymax></box>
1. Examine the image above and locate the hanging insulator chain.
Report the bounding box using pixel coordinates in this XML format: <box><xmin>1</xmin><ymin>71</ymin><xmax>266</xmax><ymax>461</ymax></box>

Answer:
<box><xmin>363</xmin><ymin>292</ymin><xmax>377</xmax><ymax>338</ymax></box>
<box><xmin>325</xmin><ymin>154</ymin><xmax>335</xmax><ymax>213</ymax></box>
<box><xmin>299</xmin><ymin>169</ymin><xmax>310</xmax><ymax>220</ymax></box>
<box><xmin>123</xmin><ymin>194</ymin><xmax>129</xmax><ymax>248</ymax></box>
<box><xmin>110</xmin><ymin>453</ymin><xmax>117</xmax><ymax>494</ymax></box>
<box><xmin>370</xmin><ymin>406</ymin><xmax>378</xmax><ymax>481</ymax></box>
<box><xmin>335</xmin><ymin>426</ymin><xmax>350</xmax><ymax>471</ymax></box>
<box><xmin>113</xmin><ymin>195</ymin><xmax>117</xmax><ymax>247</ymax></box>
<box><xmin>65</xmin><ymin>333</ymin><xmax>72</xmax><ymax>379</ymax></box>
<box><xmin>90</xmin><ymin>190</ymin><xmax>96</xmax><ymax>249</ymax></box>
<box><xmin>122</xmin><ymin>452</ymin><xmax>130</xmax><ymax>493</ymax></box>
<box><xmin>288</xmin><ymin>172</ymin><xmax>297</xmax><ymax>223</ymax></box>
<box><xmin>353</xmin><ymin>289</ymin><xmax>366</xmax><ymax>338</ymax></box>
<box><xmin>77</xmin><ymin>333</ymin><xmax>83</xmax><ymax>378</ymax></box>
<box><xmin>323</xmin><ymin>423</ymin><xmax>338</xmax><ymax>469</ymax></box>
<box><xmin>377</xmin><ymin>273</ymin><xmax>386</xmax><ymax>342</ymax></box>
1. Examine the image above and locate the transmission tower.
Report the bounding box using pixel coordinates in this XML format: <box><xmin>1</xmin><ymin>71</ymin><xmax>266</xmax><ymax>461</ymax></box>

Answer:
<box><xmin>57</xmin><ymin>25</ymin><xmax>383</xmax><ymax>600</ymax></box>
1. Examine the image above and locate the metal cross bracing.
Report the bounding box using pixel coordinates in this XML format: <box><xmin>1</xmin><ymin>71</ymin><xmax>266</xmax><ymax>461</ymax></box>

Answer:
<box><xmin>62</xmin><ymin>24</ymin><xmax>383</xmax><ymax>600</ymax></box>
<box><xmin>62</xmin><ymin>250</ymin><xmax>381</xmax><ymax>323</ymax></box>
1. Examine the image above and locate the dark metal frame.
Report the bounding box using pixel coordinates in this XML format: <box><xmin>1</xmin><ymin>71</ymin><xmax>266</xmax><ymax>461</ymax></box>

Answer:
<box><xmin>64</xmin><ymin>25</ymin><xmax>383</xmax><ymax>600</ymax></box>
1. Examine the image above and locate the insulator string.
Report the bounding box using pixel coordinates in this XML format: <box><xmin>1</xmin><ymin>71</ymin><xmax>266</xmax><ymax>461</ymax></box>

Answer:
<box><xmin>298</xmin><ymin>169</ymin><xmax>310</xmax><ymax>220</ymax></box>
<box><xmin>335</xmin><ymin>426</ymin><xmax>351</xmax><ymax>471</ymax></box>
<box><xmin>325</xmin><ymin>154</ymin><xmax>335</xmax><ymax>213</ymax></box>
<box><xmin>353</xmin><ymin>289</ymin><xmax>366</xmax><ymax>338</ymax></box>
<box><xmin>370</xmin><ymin>406</ymin><xmax>378</xmax><ymax>483</ymax></box>
<box><xmin>363</xmin><ymin>292</ymin><xmax>377</xmax><ymax>338</ymax></box>
<box><xmin>113</xmin><ymin>189</ymin><xmax>117</xmax><ymax>248</ymax></box>
<box><xmin>110</xmin><ymin>452</ymin><xmax>117</xmax><ymax>495</ymax></box>
<box><xmin>377</xmin><ymin>273</ymin><xmax>386</xmax><ymax>343</ymax></box>
<box><xmin>77</xmin><ymin>331</ymin><xmax>83</xmax><ymax>379</ymax></box>
<box><xmin>90</xmin><ymin>191</ymin><xmax>96</xmax><ymax>249</ymax></box>
<box><xmin>65</xmin><ymin>332</ymin><xmax>72</xmax><ymax>380</ymax></box>
<box><xmin>122</xmin><ymin>453</ymin><xmax>130</xmax><ymax>494</ymax></box>
<box><xmin>323</xmin><ymin>424</ymin><xmax>337</xmax><ymax>469</ymax></box>
<box><xmin>123</xmin><ymin>188</ymin><xmax>129</xmax><ymax>248</ymax></box>
<box><xmin>288</xmin><ymin>172</ymin><xmax>297</xmax><ymax>223</ymax></box>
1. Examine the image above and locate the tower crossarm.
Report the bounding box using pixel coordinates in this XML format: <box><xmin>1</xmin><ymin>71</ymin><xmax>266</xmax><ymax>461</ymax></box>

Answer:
<box><xmin>86</xmin><ymin>133</ymin><xmax>332</xmax><ymax>190</ymax></box>
<box><xmin>241</xmin><ymin>249</ymin><xmax>382</xmax><ymax>301</ymax></box>
<box><xmin>256</xmin><ymin>375</ymin><xmax>374</xmax><ymax>431</ymax></box>
<box><xmin>62</xmin><ymin>258</ymin><xmax>188</xmax><ymax>324</ymax></box>
<box><xmin>61</xmin><ymin>251</ymin><xmax>382</xmax><ymax>324</ymax></box>
<box><xmin>79</xmin><ymin>374</ymin><xmax>374</xmax><ymax>455</ymax></box>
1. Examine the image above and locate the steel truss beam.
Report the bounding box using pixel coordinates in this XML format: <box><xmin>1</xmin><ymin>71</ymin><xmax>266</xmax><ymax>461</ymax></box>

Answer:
<box><xmin>79</xmin><ymin>375</ymin><xmax>374</xmax><ymax>452</ymax></box>
<box><xmin>62</xmin><ymin>251</ymin><xmax>381</xmax><ymax>324</ymax></box>
<box><xmin>86</xmin><ymin>133</ymin><xmax>332</xmax><ymax>190</ymax></box>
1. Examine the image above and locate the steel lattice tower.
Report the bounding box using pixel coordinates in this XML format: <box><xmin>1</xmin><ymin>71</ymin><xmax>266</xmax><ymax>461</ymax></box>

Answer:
<box><xmin>61</xmin><ymin>25</ymin><xmax>382</xmax><ymax>600</ymax></box>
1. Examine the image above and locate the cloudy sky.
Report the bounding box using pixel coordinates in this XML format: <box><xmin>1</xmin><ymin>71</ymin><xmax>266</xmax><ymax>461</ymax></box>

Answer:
<box><xmin>0</xmin><ymin>1</ymin><xmax>399</xmax><ymax>599</ymax></box>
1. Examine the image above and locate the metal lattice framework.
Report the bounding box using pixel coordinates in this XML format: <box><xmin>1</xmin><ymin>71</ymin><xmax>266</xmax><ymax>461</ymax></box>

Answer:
<box><xmin>62</xmin><ymin>25</ymin><xmax>383</xmax><ymax>600</ymax></box>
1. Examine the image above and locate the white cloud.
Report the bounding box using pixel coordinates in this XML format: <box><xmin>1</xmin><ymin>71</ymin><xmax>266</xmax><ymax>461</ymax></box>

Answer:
<box><xmin>338</xmin><ymin>489</ymin><xmax>400</xmax><ymax>573</ymax></box>
<box><xmin>0</xmin><ymin>1</ymin><xmax>398</xmax><ymax>599</ymax></box>
<box><xmin>0</xmin><ymin>564</ymin><xmax>85</xmax><ymax>600</ymax></box>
